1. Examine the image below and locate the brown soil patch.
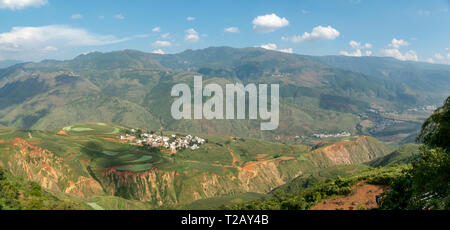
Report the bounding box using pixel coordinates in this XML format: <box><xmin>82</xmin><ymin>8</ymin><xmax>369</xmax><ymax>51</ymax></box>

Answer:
<box><xmin>280</xmin><ymin>156</ymin><xmax>296</xmax><ymax>161</ymax></box>
<box><xmin>242</xmin><ymin>163</ymin><xmax>255</xmax><ymax>171</ymax></box>
<box><xmin>226</xmin><ymin>146</ymin><xmax>239</xmax><ymax>167</ymax></box>
<box><xmin>80</xmin><ymin>159</ymin><xmax>90</xmax><ymax>166</ymax></box>
<box><xmin>28</xmin><ymin>140</ymin><xmax>40</xmax><ymax>145</ymax></box>
<box><xmin>57</xmin><ymin>130</ymin><xmax>68</xmax><ymax>135</ymax></box>
<box><xmin>241</xmin><ymin>157</ymin><xmax>280</xmax><ymax>172</ymax></box>
<box><xmin>359</xmin><ymin>120</ymin><xmax>374</xmax><ymax>128</ymax></box>
<box><xmin>311</xmin><ymin>136</ymin><xmax>372</xmax><ymax>166</ymax></box>
<box><xmin>256</xmin><ymin>153</ymin><xmax>268</xmax><ymax>161</ymax></box>
<box><xmin>311</xmin><ymin>183</ymin><xmax>386</xmax><ymax>210</ymax></box>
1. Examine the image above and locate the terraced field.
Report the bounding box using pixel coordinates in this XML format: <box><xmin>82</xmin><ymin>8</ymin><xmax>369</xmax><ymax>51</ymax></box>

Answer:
<box><xmin>0</xmin><ymin>123</ymin><xmax>405</xmax><ymax>209</ymax></box>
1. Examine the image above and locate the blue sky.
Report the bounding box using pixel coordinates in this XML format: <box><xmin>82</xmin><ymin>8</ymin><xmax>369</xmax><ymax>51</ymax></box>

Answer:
<box><xmin>0</xmin><ymin>0</ymin><xmax>449</xmax><ymax>64</ymax></box>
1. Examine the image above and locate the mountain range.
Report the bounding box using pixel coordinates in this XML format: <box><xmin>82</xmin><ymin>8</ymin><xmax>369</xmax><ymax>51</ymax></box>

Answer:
<box><xmin>0</xmin><ymin>60</ymin><xmax>23</xmax><ymax>69</ymax></box>
<box><xmin>0</xmin><ymin>46</ymin><xmax>448</xmax><ymax>209</ymax></box>
<box><xmin>1</xmin><ymin>47</ymin><xmax>449</xmax><ymax>144</ymax></box>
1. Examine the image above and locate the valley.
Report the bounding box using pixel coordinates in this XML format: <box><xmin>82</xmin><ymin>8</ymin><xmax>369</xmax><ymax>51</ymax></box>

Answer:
<box><xmin>0</xmin><ymin>47</ymin><xmax>448</xmax><ymax>210</ymax></box>
<box><xmin>0</xmin><ymin>123</ymin><xmax>410</xmax><ymax>209</ymax></box>
<box><xmin>1</xmin><ymin>47</ymin><xmax>448</xmax><ymax>143</ymax></box>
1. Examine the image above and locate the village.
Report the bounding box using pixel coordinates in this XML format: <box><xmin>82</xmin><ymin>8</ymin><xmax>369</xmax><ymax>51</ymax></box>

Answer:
<box><xmin>120</xmin><ymin>129</ymin><xmax>206</xmax><ymax>154</ymax></box>
<box><xmin>312</xmin><ymin>131</ymin><xmax>352</xmax><ymax>139</ymax></box>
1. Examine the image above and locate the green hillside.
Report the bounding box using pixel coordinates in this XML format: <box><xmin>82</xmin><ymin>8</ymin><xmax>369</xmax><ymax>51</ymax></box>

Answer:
<box><xmin>224</xmin><ymin>165</ymin><xmax>407</xmax><ymax>210</ymax></box>
<box><xmin>223</xmin><ymin>97</ymin><xmax>450</xmax><ymax>210</ymax></box>
<box><xmin>368</xmin><ymin>144</ymin><xmax>420</xmax><ymax>167</ymax></box>
<box><xmin>0</xmin><ymin>167</ymin><xmax>82</xmax><ymax>210</ymax></box>
<box><xmin>1</xmin><ymin>47</ymin><xmax>448</xmax><ymax>143</ymax></box>
<box><xmin>317</xmin><ymin>55</ymin><xmax>450</xmax><ymax>103</ymax></box>
<box><xmin>0</xmin><ymin>47</ymin><xmax>448</xmax><ymax>210</ymax></box>
<box><xmin>185</xmin><ymin>192</ymin><xmax>268</xmax><ymax>210</ymax></box>
<box><xmin>0</xmin><ymin>122</ymin><xmax>402</xmax><ymax>209</ymax></box>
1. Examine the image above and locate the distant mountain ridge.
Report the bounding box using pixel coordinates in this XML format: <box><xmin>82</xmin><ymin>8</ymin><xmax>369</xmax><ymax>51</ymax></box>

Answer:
<box><xmin>0</xmin><ymin>60</ymin><xmax>23</xmax><ymax>69</ymax></box>
<box><xmin>317</xmin><ymin>55</ymin><xmax>450</xmax><ymax>97</ymax></box>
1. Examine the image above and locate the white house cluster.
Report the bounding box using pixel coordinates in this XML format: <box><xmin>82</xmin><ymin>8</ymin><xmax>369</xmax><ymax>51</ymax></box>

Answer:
<box><xmin>120</xmin><ymin>129</ymin><xmax>206</xmax><ymax>153</ymax></box>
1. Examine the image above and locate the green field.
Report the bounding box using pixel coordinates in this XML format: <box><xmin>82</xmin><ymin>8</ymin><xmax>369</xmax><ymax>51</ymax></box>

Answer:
<box><xmin>0</xmin><ymin>122</ymin><xmax>422</xmax><ymax>210</ymax></box>
<box><xmin>1</xmin><ymin>47</ymin><xmax>447</xmax><ymax>145</ymax></box>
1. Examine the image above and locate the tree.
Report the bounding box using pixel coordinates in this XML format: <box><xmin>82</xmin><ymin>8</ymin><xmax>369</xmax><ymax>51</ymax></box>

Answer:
<box><xmin>417</xmin><ymin>96</ymin><xmax>450</xmax><ymax>151</ymax></box>
<box><xmin>380</xmin><ymin>96</ymin><xmax>450</xmax><ymax>210</ymax></box>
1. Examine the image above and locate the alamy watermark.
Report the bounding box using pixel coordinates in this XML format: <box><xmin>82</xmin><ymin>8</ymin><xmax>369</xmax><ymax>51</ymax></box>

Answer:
<box><xmin>171</xmin><ymin>76</ymin><xmax>279</xmax><ymax>130</ymax></box>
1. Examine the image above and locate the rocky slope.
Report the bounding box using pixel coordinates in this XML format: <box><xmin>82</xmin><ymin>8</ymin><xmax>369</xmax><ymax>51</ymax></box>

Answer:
<box><xmin>0</xmin><ymin>127</ymin><xmax>394</xmax><ymax>208</ymax></box>
<box><xmin>308</xmin><ymin>136</ymin><xmax>393</xmax><ymax>168</ymax></box>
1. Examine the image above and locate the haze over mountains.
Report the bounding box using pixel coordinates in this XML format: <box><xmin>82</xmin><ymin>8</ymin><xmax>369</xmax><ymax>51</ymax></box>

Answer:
<box><xmin>0</xmin><ymin>47</ymin><xmax>449</xmax><ymax>143</ymax></box>
<box><xmin>0</xmin><ymin>60</ymin><xmax>23</xmax><ymax>69</ymax></box>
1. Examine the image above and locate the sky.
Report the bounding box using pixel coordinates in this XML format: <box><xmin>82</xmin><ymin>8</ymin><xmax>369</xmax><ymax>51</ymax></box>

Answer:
<box><xmin>0</xmin><ymin>0</ymin><xmax>449</xmax><ymax>65</ymax></box>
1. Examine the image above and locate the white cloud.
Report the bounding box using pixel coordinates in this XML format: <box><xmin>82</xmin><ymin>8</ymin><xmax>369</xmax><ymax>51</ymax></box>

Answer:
<box><xmin>133</xmin><ymin>34</ymin><xmax>149</xmax><ymax>38</ymax></box>
<box><xmin>161</xmin><ymin>33</ymin><xmax>170</xmax><ymax>39</ymax></box>
<box><xmin>0</xmin><ymin>25</ymin><xmax>129</xmax><ymax>60</ymax></box>
<box><xmin>0</xmin><ymin>25</ymin><xmax>127</xmax><ymax>46</ymax></box>
<box><xmin>382</xmin><ymin>48</ymin><xmax>418</xmax><ymax>61</ymax></box>
<box><xmin>279</xmin><ymin>48</ymin><xmax>293</xmax><ymax>54</ymax></box>
<box><xmin>71</xmin><ymin>14</ymin><xmax>83</xmax><ymax>20</ymax></box>
<box><xmin>260</xmin><ymin>43</ymin><xmax>293</xmax><ymax>53</ymax></box>
<box><xmin>388</xmin><ymin>38</ymin><xmax>409</xmax><ymax>49</ymax></box>
<box><xmin>282</xmin><ymin>25</ymin><xmax>340</xmax><ymax>43</ymax></box>
<box><xmin>152</xmin><ymin>40</ymin><xmax>171</xmax><ymax>47</ymax></box>
<box><xmin>42</xmin><ymin>45</ymin><xmax>57</xmax><ymax>52</ymax></box>
<box><xmin>224</xmin><ymin>27</ymin><xmax>240</xmax><ymax>33</ymax></box>
<box><xmin>184</xmin><ymin>28</ymin><xmax>199</xmax><ymax>42</ymax></box>
<box><xmin>98</xmin><ymin>16</ymin><xmax>105</xmax><ymax>20</ymax></box>
<box><xmin>0</xmin><ymin>0</ymin><xmax>47</xmax><ymax>10</ymax></box>
<box><xmin>152</xmin><ymin>27</ymin><xmax>161</xmax><ymax>32</ymax></box>
<box><xmin>115</xmin><ymin>14</ymin><xmax>125</xmax><ymax>20</ymax></box>
<box><xmin>350</xmin><ymin>40</ymin><xmax>362</xmax><ymax>49</ymax></box>
<box><xmin>429</xmin><ymin>52</ymin><xmax>450</xmax><ymax>65</ymax></box>
<box><xmin>151</xmin><ymin>49</ymin><xmax>165</xmax><ymax>55</ymax></box>
<box><xmin>381</xmin><ymin>38</ymin><xmax>418</xmax><ymax>61</ymax></box>
<box><xmin>252</xmin><ymin>13</ymin><xmax>289</xmax><ymax>33</ymax></box>
<box><xmin>301</xmin><ymin>9</ymin><xmax>308</xmax><ymax>14</ymax></box>
<box><xmin>260</xmin><ymin>43</ymin><xmax>277</xmax><ymax>50</ymax></box>
<box><xmin>340</xmin><ymin>49</ymin><xmax>372</xmax><ymax>57</ymax></box>
<box><xmin>186</xmin><ymin>16</ymin><xmax>195</xmax><ymax>21</ymax></box>
<box><xmin>434</xmin><ymin>53</ymin><xmax>444</xmax><ymax>60</ymax></box>
<box><xmin>340</xmin><ymin>40</ymin><xmax>372</xmax><ymax>57</ymax></box>
<box><xmin>340</xmin><ymin>49</ymin><xmax>363</xmax><ymax>57</ymax></box>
